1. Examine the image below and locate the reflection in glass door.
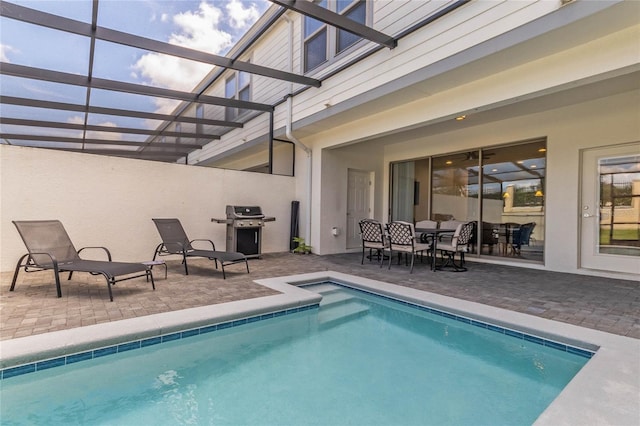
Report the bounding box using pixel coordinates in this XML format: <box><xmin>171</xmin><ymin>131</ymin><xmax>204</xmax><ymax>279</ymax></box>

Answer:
<box><xmin>581</xmin><ymin>144</ymin><xmax>640</xmax><ymax>274</ymax></box>
<box><xmin>481</xmin><ymin>141</ymin><xmax>546</xmax><ymax>262</ymax></box>
<box><xmin>598</xmin><ymin>156</ymin><xmax>640</xmax><ymax>255</ymax></box>
<box><xmin>431</xmin><ymin>152</ymin><xmax>479</xmax><ymax>254</ymax></box>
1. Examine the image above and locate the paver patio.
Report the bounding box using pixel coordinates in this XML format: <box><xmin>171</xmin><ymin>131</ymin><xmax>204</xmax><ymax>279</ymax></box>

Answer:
<box><xmin>1</xmin><ymin>252</ymin><xmax>639</xmax><ymax>341</ymax></box>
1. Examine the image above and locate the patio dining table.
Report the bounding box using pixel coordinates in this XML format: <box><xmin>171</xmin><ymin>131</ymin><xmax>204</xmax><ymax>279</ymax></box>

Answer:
<box><xmin>415</xmin><ymin>227</ymin><xmax>457</xmax><ymax>271</ymax></box>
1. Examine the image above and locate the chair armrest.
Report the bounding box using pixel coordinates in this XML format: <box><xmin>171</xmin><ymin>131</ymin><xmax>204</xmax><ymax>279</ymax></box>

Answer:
<box><xmin>27</xmin><ymin>252</ymin><xmax>59</xmax><ymax>270</ymax></box>
<box><xmin>77</xmin><ymin>246</ymin><xmax>112</xmax><ymax>261</ymax></box>
<box><xmin>190</xmin><ymin>239</ymin><xmax>216</xmax><ymax>251</ymax></box>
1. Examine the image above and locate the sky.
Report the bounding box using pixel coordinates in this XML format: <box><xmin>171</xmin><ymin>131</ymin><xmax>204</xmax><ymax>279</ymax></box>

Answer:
<box><xmin>0</xmin><ymin>0</ymin><xmax>270</xmax><ymax>141</ymax></box>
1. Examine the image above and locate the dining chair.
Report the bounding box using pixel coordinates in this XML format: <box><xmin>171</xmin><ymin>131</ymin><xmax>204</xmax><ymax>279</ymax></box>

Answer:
<box><xmin>438</xmin><ymin>220</ymin><xmax>465</xmax><ymax>243</ymax></box>
<box><xmin>358</xmin><ymin>219</ymin><xmax>388</xmax><ymax>266</ymax></box>
<box><xmin>511</xmin><ymin>222</ymin><xmax>536</xmax><ymax>256</ymax></box>
<box><xmin>437</xmin><ymin>221</ymin><xmax>474</xmax><ymax>271</ymax></box>
<box><xmin>386</xmin><ymin>221</ymin><xmax>431</xmax><ymax>273</ymax></box>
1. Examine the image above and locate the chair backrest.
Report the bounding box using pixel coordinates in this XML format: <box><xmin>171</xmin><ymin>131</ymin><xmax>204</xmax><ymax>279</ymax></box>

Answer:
<box><xmin>359</xmin><ymin>219</ymin><xmax>385</xmax><ymax>245</ymax></box>
<box><xmin>13</xmin><ymin>220</ymin><xmax>80</xmax><ymax>265</ymax></box>
<box><xmin>440</xmin><ymin>220</ymin><xmax>464</xmax><ymax>230</ymax></box>
<box><xmin>152</xmin><ymin>218</ymin><xmax>193</xmax><ymax>253</ymax></box>
<box><xmin>451</xmin><ymin>221</ymin><xmax>474</xmax><ymax>248</ymax></box>
<box><xmin>415</xmin><ymin>220</ymin><xmax>438</xmax><ymax>229</ymax></box>
<box><xmin>516</xmin><ymin>222</ymin><xmax>536</xmax><ymax>246</ymax></box>
<box><xmin>386</xmin><ymin>221</ymin><xmax>415</xmax><ymax>248</ymax></box>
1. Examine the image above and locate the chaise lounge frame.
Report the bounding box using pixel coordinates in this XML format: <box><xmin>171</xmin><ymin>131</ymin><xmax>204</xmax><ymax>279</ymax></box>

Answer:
<box><xmin>152</xmin><ymin>218</ymin><xmax>249</xmax><ymax>279</ymax></box>
<box><xmin>11</xmin><ymin>220</ymin><xmax>155</xmax><ymax>301</ymax></box>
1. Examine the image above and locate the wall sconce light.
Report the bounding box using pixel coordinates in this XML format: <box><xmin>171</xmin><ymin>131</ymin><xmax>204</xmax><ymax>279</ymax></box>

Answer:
<box><xmin>502</xmin><ymin>192</ymin><xmax>510</xmax><ymax>199</ymax></box>
<box><xmin>535</xmin><ymin>190</ymin><xmax>544</xmax><ymax>197</ymax></box>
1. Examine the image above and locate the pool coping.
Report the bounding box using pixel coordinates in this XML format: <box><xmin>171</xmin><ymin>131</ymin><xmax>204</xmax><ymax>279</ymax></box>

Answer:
<box><xmin>1</xmin><ymin>271</ymin><xmax>638</xmax><ymax>425</ymax></box>
<box><xmin>0</xmin><ymin>277</ymin><xmax>321</xmax><ymax>370</ymax></box>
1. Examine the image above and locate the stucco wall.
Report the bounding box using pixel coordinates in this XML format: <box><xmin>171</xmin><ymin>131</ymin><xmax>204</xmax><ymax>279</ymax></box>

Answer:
<box><xmin>303</xmin><ymin>90</ymin><xmax>638</xmax><ymax>279</ymax></box>
<box><xmin>382</xmin><ymin>91</ymin><xmax>639</xmax><ymax>275</ymax></box>
<box><xmin>0</xmin><ymin>146</ymin><xmax>296</xmax><ymax>272</ymax></box>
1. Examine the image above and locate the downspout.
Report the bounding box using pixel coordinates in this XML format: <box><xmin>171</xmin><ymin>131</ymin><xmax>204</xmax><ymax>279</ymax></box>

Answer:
<box><xmin>283</xmin><ymin>14</ymin><xmax>313</xmax><ymax>248</ymax></box>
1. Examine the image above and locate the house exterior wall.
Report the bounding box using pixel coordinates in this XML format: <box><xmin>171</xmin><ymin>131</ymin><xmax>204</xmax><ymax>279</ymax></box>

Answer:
<box><xmin>190</xmin><ymin>0</ymin><xmax>574</xmax><ymax>165</ymax></box>
<box><xmin>0</xmin><ymin>145</ymin><xmax>296</xmax><ymax>273</ymax></box>
<box><xmin>249</xmin><ymin>0</ymin><xmax>636</xmax><ymax>280</ymax></box>
<box><xmin>182</xmin><ymin>0</ymin><xmax>640</xmax><ymax>279</ymax></box>
<box><xmin>383</xmin><ymin>91</ymin><xmax>638</xmax><ymax>275</ymax></box>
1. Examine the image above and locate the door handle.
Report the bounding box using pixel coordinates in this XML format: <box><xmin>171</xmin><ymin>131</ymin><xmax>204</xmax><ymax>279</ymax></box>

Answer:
<box><xmin>583</xmin><ymin>213</ymin><xmax>595</xmax><ymax>218</ymax></box>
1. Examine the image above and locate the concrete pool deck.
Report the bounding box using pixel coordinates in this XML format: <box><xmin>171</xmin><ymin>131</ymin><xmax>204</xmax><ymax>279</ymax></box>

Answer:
<box><xmin>1</xmin><ymin>269</ymin><xmax>638</xmax><ymax>425</ymax></box>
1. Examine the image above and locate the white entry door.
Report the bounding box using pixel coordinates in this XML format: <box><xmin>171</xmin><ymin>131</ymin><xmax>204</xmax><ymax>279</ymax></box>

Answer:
<box><xmin>580</xmin><ymin>143</ymin><xmax>640</xmax><ymax>274</ymax></box>
<box><xmin>346</xmin><ymin>169</ymin><xmax>372</xmax><ymax>249</ymax></box>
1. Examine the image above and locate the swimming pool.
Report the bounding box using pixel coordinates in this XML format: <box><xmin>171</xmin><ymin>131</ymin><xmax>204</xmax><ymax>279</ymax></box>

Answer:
<box><xmin>0</xmin><ymin>271</ymin><xmax>638</xmax><ymax>425</ymax></box>
<box><xmin>1</xmin><ymin>280</ymin><xmax>592</xmax><ymax>425</ymax></box>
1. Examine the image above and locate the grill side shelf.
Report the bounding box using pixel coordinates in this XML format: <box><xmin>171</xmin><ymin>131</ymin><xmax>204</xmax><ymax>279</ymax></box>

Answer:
<box><xmin>211</xmin><ymin>218</ymin><xmax>232</xmax><ymax>224</ymax></box>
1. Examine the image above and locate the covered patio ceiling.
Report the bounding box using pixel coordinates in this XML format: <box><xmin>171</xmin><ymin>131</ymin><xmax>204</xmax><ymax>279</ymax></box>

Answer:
<box><xmin>0</xmin><ymin>0</ymin><xmax>400</xmax><ymax>163</ymax></box>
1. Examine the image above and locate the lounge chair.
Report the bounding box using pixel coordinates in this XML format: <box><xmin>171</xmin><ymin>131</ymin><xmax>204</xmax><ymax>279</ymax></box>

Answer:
<box><xmin>152</xmin><ymin>218</ymin><xmax>249</xmax><ymax>278</ymax></box>
<box><xmin>11</xmin><ymin>220</ymin><xmax>155</xmax><ymax>301</ymax></box>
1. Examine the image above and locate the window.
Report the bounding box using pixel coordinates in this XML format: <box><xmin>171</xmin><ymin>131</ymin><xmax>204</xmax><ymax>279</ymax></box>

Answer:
<box><xmin>303</xmin><ymin>0</ymin><xmax>366</xmax><ymax>73</ymax></box>
<box><xmin>225</xmin><ymin>69</ymin><xmax>251</xmax><ymax>121</ymax></box>
<box><xmin>337</xmin><ymin>0</ymin><xmax>366</xmax><ymax>54</ymax></box>
<box><xmin>598</xmin><ymin>155</ymin><xmax>640</xmax><ymax>247</ymax></box>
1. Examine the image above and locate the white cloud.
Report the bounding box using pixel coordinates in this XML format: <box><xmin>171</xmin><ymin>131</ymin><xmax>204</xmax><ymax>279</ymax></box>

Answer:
<box><xmin>68</xmin><ymin>116</ymin><xmax>124</xmax><ymax>140</ymax></box>
<box><xmin>68</xmin><ymin>116</ymin><xmax>84</xmax><ymax>125</ymax></box>
<box><xmin>132</xmin><ymin>1</ymin><xmax>234</xmax><ymax>94</ymax></box>
<box><xmin>170</xmin><ymin>2</ymin><xmax>232</xmax><ymax>54</ymax></box>
<box><xmin>226</xmin><ymin>0</ymin><xmax>260</xmax><ymax>30</ymax></box>
<box><xmin>131</xmin><ymin>1</ymin><xmax>264</xmax><ymax>115</ymax></box>
<box><xmin>1</xmin><ymin>44</ymin><xmax>17</xmax><ymax>62</ymax></box>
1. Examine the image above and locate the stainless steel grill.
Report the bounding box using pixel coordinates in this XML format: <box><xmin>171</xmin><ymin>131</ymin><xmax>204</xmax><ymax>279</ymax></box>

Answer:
<box><xmin>212</xmin><ymin>206</ymin><xmax>275</xmax><ymax>258</ymax></box>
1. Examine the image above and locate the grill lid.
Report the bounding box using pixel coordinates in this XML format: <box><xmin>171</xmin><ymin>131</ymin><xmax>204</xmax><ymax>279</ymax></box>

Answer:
<box><xmin>226</xmin><ymin>205</ymin><xmax>264</xmax><ymax>218</ymax></box>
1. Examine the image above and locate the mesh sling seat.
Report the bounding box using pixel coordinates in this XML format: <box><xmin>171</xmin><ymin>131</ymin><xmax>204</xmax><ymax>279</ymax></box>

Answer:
<box><xmin>152</xmin><ymin>218</ymin><xmax>249</xmax><ymax>279</ymax></box>
<box><xmin>10</xmin><ymin>220</ymin><xmax>155</xmax><ymax>302</ymax></box>
<box><xmin>386</xmin><ymin>221</ymin><xmax>431</xmax><ymax>273</ymax></box>
<box><xmin>437</xmin><ymin>221</ymin><xmax>474</xmax><ymax>272</ymax></box>
<box><xmin>359</xmin><ymin>219</ymin><xmax>388</xmax><ymax>266</ymax></box>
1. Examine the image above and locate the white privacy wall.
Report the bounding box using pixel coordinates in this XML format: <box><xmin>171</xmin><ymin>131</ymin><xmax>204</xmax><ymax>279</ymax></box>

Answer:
<box><xmin>0</xmin><ymin>145</ymin><xmax>296</xmax><ymax>273</ymax></box>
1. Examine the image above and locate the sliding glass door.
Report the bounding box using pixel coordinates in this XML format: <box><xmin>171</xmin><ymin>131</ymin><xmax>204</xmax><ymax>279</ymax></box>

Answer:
<box><xmin>431</xmin><ymin>151</ymin><xmax>479</xmax><ymax>225</ymax></box>
<box><xmin>481</xmin><ymin>141</ymin><xmax>545</xmax><ymax>262</ymax></box>
<box><xmin>389</xmin><ymin>140</ymin><xmax>546</xmax><ymax>263</ymax></box>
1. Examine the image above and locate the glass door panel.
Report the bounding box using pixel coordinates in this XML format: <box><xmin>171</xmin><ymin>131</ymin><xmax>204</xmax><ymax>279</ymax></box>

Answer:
<box><xmin>581</xmin><ymin>143</ymin><xmax>640</xmax><ymax>274</ymax></box>
<box><xmin>391</xmin><ymin>161</ymin><xmax>415</xmax><ymax>222</ymax></box>
<box><xmin>432</xmin><ymin>151</ymin><xmax>479</xmax><ymax>253</ymax></box>
<box><xmin>481</xmin><ymin>141</ymin><xmax>545</xmax><ymax>262</ymax></box>
<box><xmin>598</xmin><ymin>155</ymin><xmax>640</xmax><ymax>255</ymax></box>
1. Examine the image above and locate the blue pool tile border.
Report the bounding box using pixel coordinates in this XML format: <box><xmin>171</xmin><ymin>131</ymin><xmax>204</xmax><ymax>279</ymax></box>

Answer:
<box><xmin>304</xmin><ymin>281</ymin><xmax>596</xmax><ymax>361</ymax></box>
<box><xmin>1</xmin><ymin>303</ymin><xmax>319</xmax><ymax>380</ymax></box>
<box><xmin>1</xmin><ymin>278</ymin><xmax>597</xmax><ymax>381</ymax></box>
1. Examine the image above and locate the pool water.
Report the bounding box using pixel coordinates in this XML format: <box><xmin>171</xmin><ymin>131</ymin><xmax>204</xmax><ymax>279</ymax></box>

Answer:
<box><xmin>0</xmin><ymin>283</ymin><xmax>589</xmax><ymax>425</ymax></box>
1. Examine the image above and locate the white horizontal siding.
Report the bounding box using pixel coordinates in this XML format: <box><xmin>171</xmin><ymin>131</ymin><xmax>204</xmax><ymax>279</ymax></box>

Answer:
<box><xmin>195</xmin><ymin>0</ymin><xmax>570</xmax><ymax>165</ymax></box>
<box><xmin>374</xmin><ymin>0</ymin><xmax>459</xmax><ymax>35</ymax></box>
<box><xmin>290</xmin><ymin>0</ymin><xmax>558</xmax><ymax>122</ymax></box>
